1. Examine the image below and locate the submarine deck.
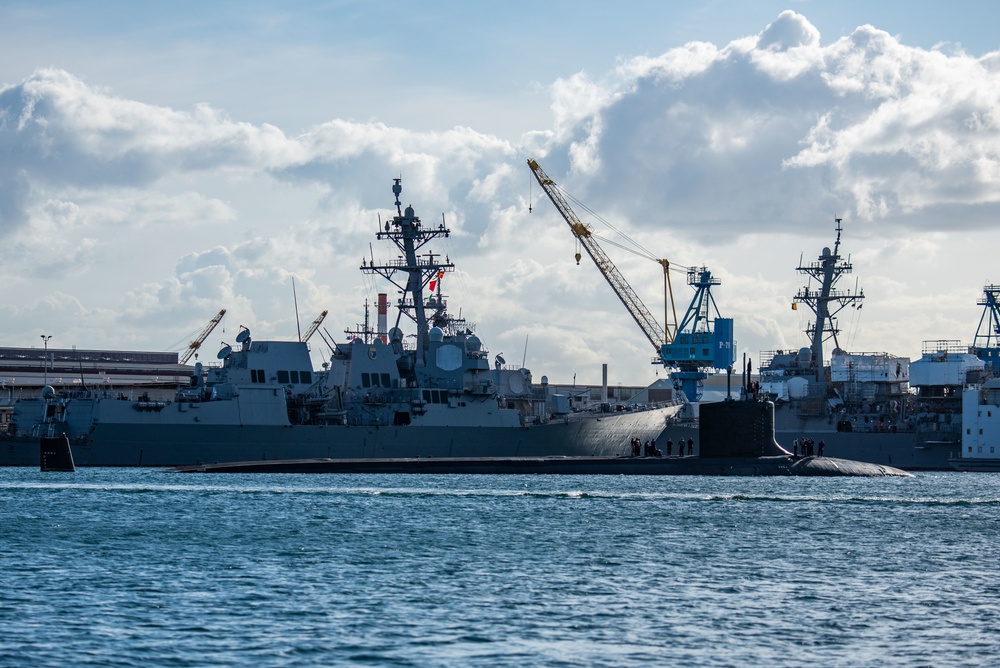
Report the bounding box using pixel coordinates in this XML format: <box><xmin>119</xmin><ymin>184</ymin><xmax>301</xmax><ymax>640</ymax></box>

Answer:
<box><xmin>165</xmin><ymin>455</ymin><xmax>912</xmax><ymax>477</ymax></box>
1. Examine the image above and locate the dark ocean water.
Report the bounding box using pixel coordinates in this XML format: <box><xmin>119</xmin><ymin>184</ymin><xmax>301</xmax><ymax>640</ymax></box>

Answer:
<box><xmin>1</xmin><ymin>469</ymin><xmax>998</xmax><ymax>667</ymax></box>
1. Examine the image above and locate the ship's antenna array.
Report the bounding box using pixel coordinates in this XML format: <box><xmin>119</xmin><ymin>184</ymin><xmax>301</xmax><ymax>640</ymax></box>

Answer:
<box><xmin>792</xmin><ymin>217</ymin><xmax>864</xmax><ymax>393</ymax></box>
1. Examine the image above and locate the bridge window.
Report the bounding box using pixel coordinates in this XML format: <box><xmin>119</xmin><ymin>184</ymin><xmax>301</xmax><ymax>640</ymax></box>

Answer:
<box><xmin>277</xmin><ymin>370</ymin><xmax>290</xmax><ymax>384</ymax></box>
<box><xmin>422</xmin><ymin>389</ymin><xmax>447</xmax><ymax>404</ymax></box>
<box><xmin>301</xmin><ymin>371</ymin><xmax>312</xmax><ymax>384</ymax></box>
<box><xmin>381</xmin><ymin>373</ymin><xmax>391</xmax><ymax>388</ymax></box>
<box><xmin>290</xmin><ymin>370</ymin><xmax>300</xmax><ymax>384</ymax></box>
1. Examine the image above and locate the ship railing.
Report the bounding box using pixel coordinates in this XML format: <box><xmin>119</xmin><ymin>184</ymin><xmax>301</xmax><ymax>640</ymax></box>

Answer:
<box><xmin>920</xmin><ymin>339</ymin><xmax>973</xmax><ymax>356</ymax></box>
<box><xmin>794</xmin><ymin>287</ymin><xmax>859</xmax><ymax>300</ymax></box>
<box><xmin>371</xmin><ymin>257</ymin><xmax>448</xmax><ymax>270</ymax></box>
<box><xmin>835</xmin><ymin>350</ymin><xmax>909</xmax><ymax>362</ymax></box>
<box><xmin>759</xmin><ymin>350</ymin><xmax>780</xmax><ymax>368</ymax></box>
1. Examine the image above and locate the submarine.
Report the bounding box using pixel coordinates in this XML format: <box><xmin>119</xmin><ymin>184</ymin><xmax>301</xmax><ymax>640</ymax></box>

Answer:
<box><xmin>166</xmin><ymin>399</ymin><xmax>911</xmax><ymax>477</ymax></box>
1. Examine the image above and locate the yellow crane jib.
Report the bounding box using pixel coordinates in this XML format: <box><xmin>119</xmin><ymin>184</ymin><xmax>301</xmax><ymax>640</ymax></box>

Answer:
<box><xmin>527</xmin><ymin>158</ymin><xmax>676</xmax><ymax>347</ymax></box>
<box><xmin>180</xmin><ymin>309</ymin><xmax>227</xmax><ymax>365</ymax></box>
<box><xmin>302</xmin><ymin>310</ymin><xmax>329</xmax><ymax>343</ymax></box>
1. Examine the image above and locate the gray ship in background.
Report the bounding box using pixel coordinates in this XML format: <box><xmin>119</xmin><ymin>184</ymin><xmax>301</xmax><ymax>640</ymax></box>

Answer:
<box><xmin>1</xmin><ymin>178</ymin><xmax>682</xmax><ymax>467</ymax></box>
<box><xmin>747</xmin><ymin>221</ymin><xmax>998</xmax><ymax>470</ymax></box>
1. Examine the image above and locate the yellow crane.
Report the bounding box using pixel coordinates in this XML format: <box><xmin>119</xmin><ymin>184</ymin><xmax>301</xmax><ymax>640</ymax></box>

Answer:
<box><xmin>527</xmin><ymin>159</ymin><xmax>678</xmax><ymax>348</ymax></box>
<box><xmin>302</xmin><ymin>310</ymin><xmax>329</xmax><ymax>342</ymax></box>
<box><xmin>180</xmin><ymin>309</ymin><xmax>227</xmax><ymax>364</ymax></box>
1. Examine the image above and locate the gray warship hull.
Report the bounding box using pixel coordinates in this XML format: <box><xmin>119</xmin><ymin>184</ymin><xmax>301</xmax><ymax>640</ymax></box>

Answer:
<box><xmin>0</xmin><ymin>401</ymin><xmax>679</xmax><ymax>467</ymax></box>
<box><xmin>773</xmin><ymin>425</ymin><xmax>953</xmax><ymax>470</ymax></box>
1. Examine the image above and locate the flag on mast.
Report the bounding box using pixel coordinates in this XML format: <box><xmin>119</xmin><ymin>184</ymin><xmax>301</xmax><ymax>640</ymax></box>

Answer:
<box><xmin>429</xmin><ymin>270</ymin><xmax>444</xmax><ymax>292</ymax></box>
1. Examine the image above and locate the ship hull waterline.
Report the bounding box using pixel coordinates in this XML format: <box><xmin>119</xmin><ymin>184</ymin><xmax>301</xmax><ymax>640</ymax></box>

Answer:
<box><xmin>0</xmin><ymin>407</ymin><xmax>679</xmax><ymax>467</ymax></box>
<box><xmin>167</xmin><ymin>454</ymin><xmax>911</xmax><ymax>477</ymax></box>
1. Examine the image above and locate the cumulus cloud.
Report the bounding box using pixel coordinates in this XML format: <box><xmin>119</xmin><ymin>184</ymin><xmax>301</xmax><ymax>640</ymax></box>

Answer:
<box><xmin>538</xmin><ymin>10</ymin><xmax>1000</xmax><ymax>238</ymax></box>
<box><xmin>0</xmin><ymin>70</ymin><xmax>292</xmax><ymax>188</ymax></box>
<box><xmin>3</xmin><ymin>12</ymin><xmax>1000</xmax><ymax>383</ymax></box>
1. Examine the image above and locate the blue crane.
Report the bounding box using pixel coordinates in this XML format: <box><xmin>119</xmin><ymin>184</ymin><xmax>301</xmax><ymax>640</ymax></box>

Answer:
<box><xmin>528</xmin><ymin>159</ymin><xmax>734</xmax><ymax>402</ymax></box>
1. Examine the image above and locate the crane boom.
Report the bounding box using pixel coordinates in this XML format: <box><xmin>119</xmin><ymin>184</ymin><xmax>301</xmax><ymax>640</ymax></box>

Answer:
<box><xmin>302</xmin><ymin>310</ymin><xmax>329</xmax><ymax>342</ymax></box>
<box><xmin>180</xmin><ymin>309</ymin><xmax>227</xmax><ymax>364</ymax></box>
<box><xmin>528</xmin><ymin>159</ymin><xmax>673</xmax><ymax>348</ymax></box>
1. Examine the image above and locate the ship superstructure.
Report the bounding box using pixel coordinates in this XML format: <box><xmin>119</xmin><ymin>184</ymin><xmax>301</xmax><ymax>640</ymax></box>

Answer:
<box><xmin>758</xmin><ymin>220</ymin><xmax>911</xmax><ymax>431</ymax></box>
<box><xmin>725</xmin><ymin>220</ymin><xmax>948</xmax><ymax>469</ymax></box>
<box><xmin>1</xmin><ymin>178</ymin><xmax>681</xmax><ymax>467</ymax></box>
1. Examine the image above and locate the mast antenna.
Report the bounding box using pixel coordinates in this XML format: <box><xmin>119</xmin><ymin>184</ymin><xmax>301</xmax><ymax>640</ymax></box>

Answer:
<box><xmin>292</xmin><ymin>277</ymin><xmax>302</xmax><ymax>342</ymax></box>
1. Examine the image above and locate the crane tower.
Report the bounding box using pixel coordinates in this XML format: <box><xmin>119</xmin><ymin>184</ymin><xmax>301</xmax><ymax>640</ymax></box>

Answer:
<box><xmin>974</xmin><ymin>284</ymin><xmax>1000</xmax><ymax>375</ymax></box>
<box><xmin>527</xmin><ymin>159</ymin><xmax>734</xmax><ymax>402</ymax></box>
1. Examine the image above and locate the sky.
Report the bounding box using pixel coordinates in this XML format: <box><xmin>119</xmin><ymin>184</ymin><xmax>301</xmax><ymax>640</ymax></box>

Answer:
<box><xmin>2</xmin><ymin>0</ymin><xmax>1000</xmax><ymax>387</ymax></box>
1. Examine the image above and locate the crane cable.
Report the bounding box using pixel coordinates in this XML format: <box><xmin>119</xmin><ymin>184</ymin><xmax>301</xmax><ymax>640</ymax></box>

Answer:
<box><xmin>551</xmin><ymin>182</ymin><xmax>689</xmax><ymax>276</ymax></box>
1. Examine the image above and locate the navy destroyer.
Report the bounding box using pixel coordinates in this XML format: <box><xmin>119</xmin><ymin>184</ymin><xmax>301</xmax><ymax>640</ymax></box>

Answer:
<box><xmin>1</xmin><ymin>178</ymin><xmax>681</xmax><ymax>467</ymax></box>
<box><xmin>744</xmin><ymin>222</ymin><xmax>992</xmax><ymax>470</ymax></box>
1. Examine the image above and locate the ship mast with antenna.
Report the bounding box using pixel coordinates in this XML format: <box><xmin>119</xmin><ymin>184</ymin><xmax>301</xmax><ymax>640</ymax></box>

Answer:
<box><xmin>361</xmin><ymin>178</ymin><xmax>454</xmax><ymax>365</ymax></box>
<box><xmin>793</xmin><ymin>218</ymin><xmax>865</xmax><ymax>396</ymax></box>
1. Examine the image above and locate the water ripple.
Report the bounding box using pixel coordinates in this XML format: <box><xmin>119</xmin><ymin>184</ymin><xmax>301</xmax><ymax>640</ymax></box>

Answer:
<box><xmin>1</xmin><ymin>469</ymin><xmax>998</xmax><ymax>666</ymax></box>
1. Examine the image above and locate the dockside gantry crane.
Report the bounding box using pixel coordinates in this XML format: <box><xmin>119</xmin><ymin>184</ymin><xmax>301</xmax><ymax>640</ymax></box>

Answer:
<box><xmin>528</xmin><ymin>159</ymin><xmax>735</xmax><ymax>402</ymax></box>
<box><xmin>661</xmin><ymin>267</ymin><xmax>735</xmax><ymax>402</ymax></box>
<box><xmin>974</xmin><ymin>285</ymin><xmax>1000</xmax><ymax>375</ymax></box>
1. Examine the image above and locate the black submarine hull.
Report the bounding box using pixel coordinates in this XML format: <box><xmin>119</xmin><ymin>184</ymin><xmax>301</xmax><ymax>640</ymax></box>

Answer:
<box><xmin>167</xmin><ymin>454</ymin><xmax>908</xmax><ymax>476</ymax></box>
<box><xmin>167</xmin><ymin>401</ymin><xmax>911</xmax><ymax>477</ymax></box>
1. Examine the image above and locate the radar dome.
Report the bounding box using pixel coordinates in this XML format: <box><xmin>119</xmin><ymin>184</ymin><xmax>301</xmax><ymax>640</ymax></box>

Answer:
<box><xmin>389</xmin><ymin>327</ymin><xmax>404</xmax><ymax>344</ymax></box>
<box><xmin>788</xmin><ymin>376</ymin><xmax>809</xmax><ymax>399</ymax></box>
<box><xmin>40</xmin><ymin>385</ymin><xmax>56</xmax><ymax>398</ymax></box>
<box><xmin>428</xmin><ymin>327</ymin><xmax>444</xmax><ymax>343</ymax></box>
<box><xmin>466</xmin><ymin>335</ymin><xmax>482</xmax><ymax>352</ymax></box>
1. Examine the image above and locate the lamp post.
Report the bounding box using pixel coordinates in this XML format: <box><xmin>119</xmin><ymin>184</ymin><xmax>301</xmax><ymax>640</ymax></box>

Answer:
<box><xmin>40</xmin><ymin>335</ymin><xmax>51</xmax><ymax>386</ymax></box>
